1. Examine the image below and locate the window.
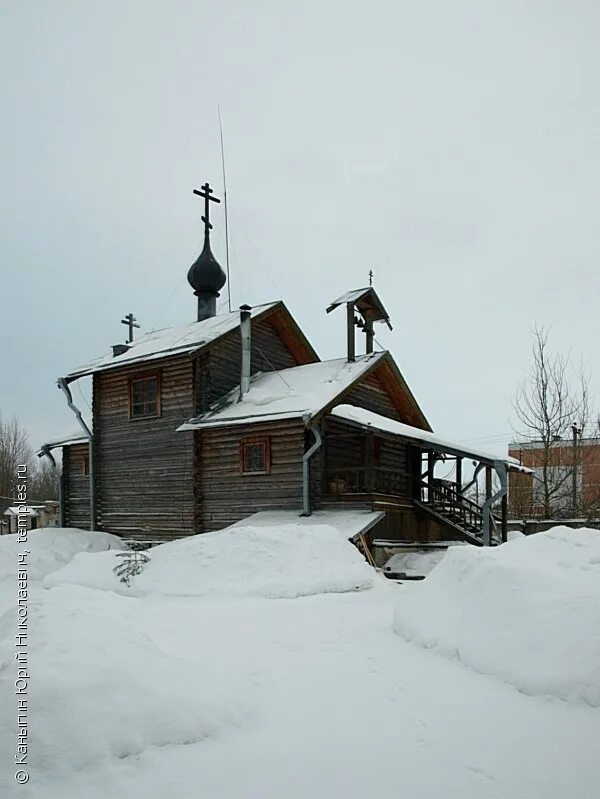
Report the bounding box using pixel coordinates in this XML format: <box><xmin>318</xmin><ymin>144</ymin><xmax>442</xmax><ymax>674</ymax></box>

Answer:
<box><xmin>82</xmin><ymin>455</ymin><xmax>89</xmax><ymax>476</ymax></box>
<box><xmin>129</xmin><ymin>373</ymin><xmax>160</xmax><ymax>419</ymax></box>
<box><xmin>240</xmin><ymin>438</ymin><xmax>271</xmax><ymax>475</ymax></box>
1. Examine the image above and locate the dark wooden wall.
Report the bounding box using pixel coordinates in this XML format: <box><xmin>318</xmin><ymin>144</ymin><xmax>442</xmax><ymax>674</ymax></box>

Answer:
<box><xmin>85</xmin><ymin>316</ymin><xmax>307</xmax><ymax>539</ymax></box>
<box><xmin>198</xmin><ymin>419</ymin><xmax>305</xmax><ymax>530</ymax></box>
<box><xmin>93</xmin><ymin>355</ymin><xmax>195</xmax><ymax>539</ymax></box>
<box><xmin>316</xmin><ymin>417</ymin><xmax>410</xmax><ymax>498</ymax></box>
<box><xmin>196</xmin><ymin>318</ymin><xmax>302</xmax><ymax>413</ymax></box>
<box><xmin>62</xmin><ymin>443</ymin><xmax>90</xmax><ymax>529</ymax></box>
<box><xmin>343</xmin><ymin>371</ymin><xmax>403</xmax><ymax>421</ymax></box>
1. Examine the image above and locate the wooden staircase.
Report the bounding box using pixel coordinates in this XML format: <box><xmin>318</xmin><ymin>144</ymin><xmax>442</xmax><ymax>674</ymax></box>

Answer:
<box><xmin>415</xmin><ymin>480</ymin><xmax>501</xmax><ymax>546</ymax></box>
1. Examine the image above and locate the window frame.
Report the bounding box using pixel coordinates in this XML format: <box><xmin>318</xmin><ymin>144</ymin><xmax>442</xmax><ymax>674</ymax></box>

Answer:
<box><xmin>128</xmin><ymin>371</ymin><xmax>162</xmax><ymax>420</ymax></box>
<box><xmin>239</xmin><ymin>437</ymin><xmax>271</xmax><ymax>476</ymax></box>
<box><xmin>81</xmin><ymin>455</ymin><xmax>89</xmax><ymax>476</ymax></box>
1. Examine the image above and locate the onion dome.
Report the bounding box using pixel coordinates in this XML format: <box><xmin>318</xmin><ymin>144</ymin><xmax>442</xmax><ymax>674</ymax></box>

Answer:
<box><xmin>187</xmin><ymin>234</ymin><xmax>226</xmax><ymax>296</ymax></box>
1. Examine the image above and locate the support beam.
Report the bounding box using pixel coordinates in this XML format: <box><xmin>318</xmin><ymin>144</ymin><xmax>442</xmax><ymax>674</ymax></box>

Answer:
<box><xmin>365</xmin><ymin>430</ymin><xmax>375</xmax><ymax>492</ymax></box>
<box><xmin>346</xmin><ymin>302</ymin><xmax>355</xmax><ymax>362</ymax></box>
<box><xmin>365</xmin><ymin>319</ymin><xmax>374</xmax><ymax>354</ymax></box>
<box><xmin>427</xmin><ymin>451</ymin><xmax>435</xmax><ymax>503</ymax></box>
<box><xmin>483</xmin><ymin>465</ymin><xmax>493</xmax><ymax>546</ymax></box>
<box><xmin>456</xmin><ymin>457</ymin><xmax>463</xmax><ymax>494</ymax></box>
<box><xmin>501</xmin><ymin>491</ymin><xmax>508</xmax><ymax>543</ymax></box>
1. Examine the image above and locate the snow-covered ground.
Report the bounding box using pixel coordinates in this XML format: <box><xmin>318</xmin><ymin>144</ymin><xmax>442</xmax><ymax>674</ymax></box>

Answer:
<box><xmin>1</xmin><ymin>524</ymin><xmax>599</xmax><ymax>798</ymax></box>
<box><xmin>394</xmin><ymin>526</ymin><xmax>600</xmax><ymax>706</ymax></box>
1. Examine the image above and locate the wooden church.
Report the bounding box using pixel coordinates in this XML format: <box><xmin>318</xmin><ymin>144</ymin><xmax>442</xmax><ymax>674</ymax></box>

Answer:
<box><xmin>40</xmin><ymin>182</ymin><xmax>526</xmax><ymax>547</ymax></box>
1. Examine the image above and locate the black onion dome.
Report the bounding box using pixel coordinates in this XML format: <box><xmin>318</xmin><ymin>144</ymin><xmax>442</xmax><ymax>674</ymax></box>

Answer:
<box><xmin>187</xmin><ymin>236</ymin><xmax>227</xmax><ymax>295</ymax></box>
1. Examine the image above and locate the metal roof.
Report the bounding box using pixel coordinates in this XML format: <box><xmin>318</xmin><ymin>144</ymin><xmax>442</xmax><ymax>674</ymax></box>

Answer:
<box><xmin>326</xmin><ymin>287</ymin><xmax>392</xmax><ymax>329</ymax></box>
<box><xmin>178</xmin><ymin>353</ymin><xmax>387</xmax><ymax>431</ymax></box>
<box><xmin>65</xmin><ymin>302</ymin><xmax>280</xmax><ymax>382</ymax></box>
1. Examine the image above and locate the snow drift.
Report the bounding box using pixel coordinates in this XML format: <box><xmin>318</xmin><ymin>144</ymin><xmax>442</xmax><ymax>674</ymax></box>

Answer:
<box><xmin>0</xmin><ymin>527</ymin><xmax>124</xmax><ymax>582</ymax></box>
<box><xmin>47</xmin><ymin>521</ymin><xmax>376</xmax><ymax>599</ymax></box>
<box><xmin>393</xmin><ymin>526</ymin><xmax>600</xmax><ymax>705</ymax></box>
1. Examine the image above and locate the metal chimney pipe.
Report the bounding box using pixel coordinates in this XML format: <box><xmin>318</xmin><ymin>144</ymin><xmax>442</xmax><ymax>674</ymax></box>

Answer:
<box><xmin>239</xmin><ymin>304</ymin><xmax>252</xmax><ymax>401</ymax></box>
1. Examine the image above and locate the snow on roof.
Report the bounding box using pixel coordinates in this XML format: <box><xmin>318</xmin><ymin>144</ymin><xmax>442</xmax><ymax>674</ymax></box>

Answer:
<box><xmin>65</xmin><ymin>302</ymin><xmax>279</xmax><ymax>381</ymax></box>
<box><xmin>332</xmin><ymin>405</ymin><xmax>531</xmax><ymax>472</ymax></box>
<box><xmin>227</xmin><ymin>509</ymin><xmax>385</xmax><ymax>540</ymax></box>
<box><xmin>328</xmin><ymin>287</ymin><xmax>373</xmax><ymax>306</ymax></box>
<box><xmin>4</xmin><ymin>506</ymin><xmax>42</xmax><ymax>517</ymax></box>
<box><xmin>178</xmin><ymin>353</ymin><xmax>386</xmax><ymax>431</ymax></box>
<box><xmin>326</xmin><ymin>287</ymin><xmax>392</xmax><ymax>328</ymax></box>
<box><xmin>38</xmin><ymin>427</ymin><xmax>90</xmax><ymax>455</ymax></box>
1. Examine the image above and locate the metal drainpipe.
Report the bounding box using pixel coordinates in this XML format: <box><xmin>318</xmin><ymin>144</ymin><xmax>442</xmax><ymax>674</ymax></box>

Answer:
<box><xmin>302</xmin><ymin>424</ymin><xmax>322</xmax><ymax>516</ymax></box>
<box><xmin>38</xmin><ymin>445</ymin><xmax>62</xmax><ymax>526</ymax></box>
<box><xmin>481</xmin><ymin>460</ymin><xmax>508</xmax><ymax>546</ymax></box>
<box><xmin>57</xmin><ymin>378</ymin><xmax>95</xmax><ymax>531</ymax></box>
<box><xmin>460</xmin><ymin>462</ymin><xmax>484</xmax><ymax>497</ymax></box>
<box><xmin>239</xmin><ymin>304</ymin><xmax>252</xmax><ymax>401</ymax></box>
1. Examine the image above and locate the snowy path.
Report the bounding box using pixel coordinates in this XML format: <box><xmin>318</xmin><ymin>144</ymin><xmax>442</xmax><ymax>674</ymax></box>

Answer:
<box><xmin>39</xmin><ymin>586</ymin><xmax>600</xmax><ymax>799</ymax></box>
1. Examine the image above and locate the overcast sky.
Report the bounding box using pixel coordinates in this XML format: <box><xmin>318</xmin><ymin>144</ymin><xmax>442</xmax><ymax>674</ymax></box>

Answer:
<box><xmin>1</xmin><ymin>1</ymin><xmax>599</xmax><ymax>456</ymax></box>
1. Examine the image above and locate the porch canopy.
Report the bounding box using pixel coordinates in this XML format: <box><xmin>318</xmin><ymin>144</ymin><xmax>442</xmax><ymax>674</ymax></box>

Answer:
<box><xmin>331</xmin><ymin>405</ymin><xmax>529</xmax><ymax>474</ymax></box>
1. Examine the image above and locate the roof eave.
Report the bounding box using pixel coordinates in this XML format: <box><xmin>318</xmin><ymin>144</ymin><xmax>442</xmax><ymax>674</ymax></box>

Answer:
<box><xmin>64</xmin><ymin>302</ymin><xmax>289</xmax><ymax>383</ymax></box>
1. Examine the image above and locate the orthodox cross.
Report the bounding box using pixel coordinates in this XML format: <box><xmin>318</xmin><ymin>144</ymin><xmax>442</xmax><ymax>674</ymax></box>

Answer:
<box><xmin>121</xmin><ymin>313</ymin><xmax>140</xmax><ymax>343</ymax></box>
<box><xmin>369</xmin><ymin>269</ymin><xmax>373</xmax><ymax>286</ymax></box>
<box><xmin>193</xmin><ymin>182</ymin><xmax>221</xmax><ymax>235</ymax></box>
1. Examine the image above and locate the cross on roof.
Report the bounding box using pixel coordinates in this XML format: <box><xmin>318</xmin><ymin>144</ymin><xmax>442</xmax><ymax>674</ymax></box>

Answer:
<box><xmin>121</xmin><ymin>313</ymin><xmax>140</xmax><ymax>343</ymax></box>
<box><xmin>193</xmin><ymin>182</ymin><xmax>221</xmax><ymax>236</ymax></box>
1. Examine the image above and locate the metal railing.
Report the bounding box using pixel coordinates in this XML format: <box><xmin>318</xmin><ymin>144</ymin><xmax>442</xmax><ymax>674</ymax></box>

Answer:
<box><xmin>420</xmin><ymin>479</ymin><xmax>500</xmax><ymax>540</ymax></box>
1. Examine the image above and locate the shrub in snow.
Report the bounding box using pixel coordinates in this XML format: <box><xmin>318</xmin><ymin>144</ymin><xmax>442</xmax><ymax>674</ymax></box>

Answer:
<box><xmin>393</xmin><ymin>527</ymin><xmax>600</xmax><ymax>706</ymax></box>
<box><xmin>113</xmin><ymin>549</ymin><xmax>150</xmax><ymax>585</ymax></box>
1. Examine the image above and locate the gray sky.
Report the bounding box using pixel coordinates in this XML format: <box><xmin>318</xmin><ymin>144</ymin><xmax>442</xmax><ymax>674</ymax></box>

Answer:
<box><xmin>1</xmin><ymin>1</ymin><xmax>599</xmax><ymax>456</ymax></box>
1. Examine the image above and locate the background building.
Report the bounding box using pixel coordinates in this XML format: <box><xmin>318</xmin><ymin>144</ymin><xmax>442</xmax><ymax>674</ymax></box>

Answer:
<box><xmin>508</xmin><ymin>436</ymin><xmax>600</xmax><ymax>519</ymax></box>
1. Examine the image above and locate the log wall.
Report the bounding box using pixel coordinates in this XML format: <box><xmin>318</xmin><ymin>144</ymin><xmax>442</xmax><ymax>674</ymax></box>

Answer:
<box><xmin>199</xmin><ymin>419</ymin><xmax>305</xmax><ymax>530</ymax></box>
<box><xmin>343</xmin><ymin>371</ymin><xmax>403</xmax><ymax>421</ymax></box>
<box><xmin>62</xmin><ymin>443</ymin><xmax>90</xmax><ymax>530</ymax></box>
<box><xmin>87</xmin><ymin>316</ymin><xmax>307</xmax><ymax>539</ymax></box>
<box><xmin>203</xmin><ymin>318</ymin><xmax>302</xmax><ymax>407</ymax></box>
<box><xmin>93</xmin><ymin>355</ymin><xmax>195</xmax><ymax>539</ymax></box>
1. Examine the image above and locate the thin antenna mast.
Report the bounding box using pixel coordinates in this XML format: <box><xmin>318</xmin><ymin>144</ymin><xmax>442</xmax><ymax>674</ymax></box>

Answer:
<box><xmin>218</xmin><ymin>106</ymin><xmax>232</xmax><ymax>312</ymax></box>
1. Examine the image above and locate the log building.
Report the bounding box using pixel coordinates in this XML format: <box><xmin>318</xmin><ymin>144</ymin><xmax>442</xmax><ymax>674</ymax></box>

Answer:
<box><xmin>40</xmin><ymin>182</ymin><xmax>527</xmax><ymax>546</ymax></box>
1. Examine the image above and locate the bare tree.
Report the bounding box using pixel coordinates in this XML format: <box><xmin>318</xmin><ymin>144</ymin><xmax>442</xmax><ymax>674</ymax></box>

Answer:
<box><xmin>512</xmin><ymin>326</ymin><xmax>591</xmax><ymax>519</ymax></box>
<box><xmin>31</xmin><ymin>458</ymin><xmax>60</xmax><ymax>503</ymax></box>
<box><xmin>0</xmin><ymin>414</ymin><xmax>35</xmax><ymax>514</ymax></box>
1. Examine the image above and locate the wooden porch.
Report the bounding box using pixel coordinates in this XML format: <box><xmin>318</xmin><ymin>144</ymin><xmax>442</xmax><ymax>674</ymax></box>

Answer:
<box><xmin>315</xmin><ymin>414</ymin><xmax>511</xmax><ymax>546</ymax></box>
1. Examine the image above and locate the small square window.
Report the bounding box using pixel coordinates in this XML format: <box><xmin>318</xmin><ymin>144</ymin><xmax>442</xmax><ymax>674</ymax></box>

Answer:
<box><xmin>240</xmin><ymin>439</ymin><xmax>270</xmax><ymax>475</ymax></box>
<box><xmin>129</xmin><ymin>374</ymin><xmax>160</xmax><ymax>419</ymax></box>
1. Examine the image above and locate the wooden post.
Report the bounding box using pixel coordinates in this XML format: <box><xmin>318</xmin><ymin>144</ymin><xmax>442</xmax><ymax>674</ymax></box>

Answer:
<box><xmin>365</xmin><ymin>430</ymin><xmax>375</xmax><ymax>492</ymax></box>
<box><xmin>427</xmin><ymin>451</ymin><xmax>435</xmax><ymax>502</ymax></box>
<box><xmin>456</xmin><ymin>457</ymin><xmax>463</xmax><ymax>495</ymax></box>
<box><xmin>484</xmin><ymin>465</ymin><xmax>493</xmax><ymax>545</ymax></box>
<box><xmin>365</xmin><ymin>319</ymin><xmax>374</xmax><ymax>354</ymax></box>
<box><xmin>501</xmin><ymin>491</ymin><xmax>508</xmax><ymax>543</ymax></box>
<box><xmin>346</xmin><ymin>302</ymin><xmax>355</xmax><ymax>362</ymax></box>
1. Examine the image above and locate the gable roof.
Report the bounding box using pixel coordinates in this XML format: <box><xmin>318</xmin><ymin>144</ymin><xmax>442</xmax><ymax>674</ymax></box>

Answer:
<box><xmin>178</xmin><ymin>353</ymin><xmax>385</xmax><ymax>430</ymax></box>
<box><xmin>326</xmin><ymin>287</ymin><xmax>392</xmax><ymax>329</ymax></box>
<box><xmin>178</xmin><ymin>350</ymin><xmax>430</xmax><ymax>432</ymax></box>
<box><xmin>64</xmin><ymin>301</ymin><xmax>318</xmax><ymax>382</ymax></box>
